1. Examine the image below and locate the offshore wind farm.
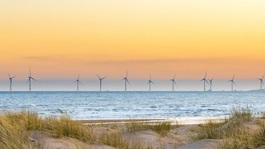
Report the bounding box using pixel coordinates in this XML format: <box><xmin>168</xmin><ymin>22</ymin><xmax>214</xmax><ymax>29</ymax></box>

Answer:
<box><xmin>1</xmin><ymin>69</ymin><xmax>265</xmax><ymax>92</ymax></box>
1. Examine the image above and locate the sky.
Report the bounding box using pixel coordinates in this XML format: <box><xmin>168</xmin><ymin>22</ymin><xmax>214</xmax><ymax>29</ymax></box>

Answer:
<box><xmin>0</xmin><ymin>0</ymin><xmax>265</xmax><ymax>91</ymax></box>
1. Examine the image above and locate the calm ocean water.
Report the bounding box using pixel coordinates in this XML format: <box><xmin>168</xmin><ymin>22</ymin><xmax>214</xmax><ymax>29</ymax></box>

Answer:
<box><xmin>0</xmin><ymin>91</ymin><xmax>264</xmax><ymax>120</ymax></box>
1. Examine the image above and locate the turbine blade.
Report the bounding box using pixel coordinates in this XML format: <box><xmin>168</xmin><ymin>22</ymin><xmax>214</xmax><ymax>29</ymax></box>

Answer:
<box><xmin>262</xmin><ymin>74</ymin><xmax>265</xmax><ymax>79</ymax></box>
<box><xmin>32</xmin><ymin>78</ymin><xmax>36</xmax><ymax>81</ymax></box>
<box><xmin>8</xmin><ymin>74</ymin><xmax>11</xmax><ymax>78</ymax></box>
<box><xmin>205</xmin><ymin>80</ymin><xmax>209</xmax><ymax>84</ymax></box>
<box><xmin>103</xmin><ymin>76</ymin><xmax>107</xmax><ymax>79</ymax></box>
<box><xmin>12</xmin><ymin>75</ymin><xmax>16</xmax><ymax>79</ymax></box>
<box><xmin>96</xmin><ymin>74</ymin><xmax>100</xmax><ymax>79</ymax></box>
<box><xmin>151</xmin><ymin>81</ymin><xmax>155</xmax><ymax>85</ymax></box>
<box><xmin>126</xmin><ymin>79</ymin><xmax>130</xmax><ymax>85</ymax></box>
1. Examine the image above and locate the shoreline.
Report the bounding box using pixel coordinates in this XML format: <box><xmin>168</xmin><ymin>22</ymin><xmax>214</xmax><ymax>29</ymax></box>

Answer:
<box><xmin>77</xmin><ymin>116</ymin><xmax>226</xmax><ymax>125</ymax></box>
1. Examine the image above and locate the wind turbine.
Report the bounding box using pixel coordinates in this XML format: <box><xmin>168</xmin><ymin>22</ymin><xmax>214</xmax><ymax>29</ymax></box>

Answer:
<box><xmin>8</xmin><ymin>74</ymin><xmax>16</xmax><ymax>91</ymax></box>
<box><xmin>170</xmin><ymin>73</ymin><xmax>176</xmax><ymax>91</ymax></box>
<box><xmin>74</xmin><ymin>75</ymin><xmax>82</xmax><ymax>91</ymax></box>
<box><xmin>97</xmin><ymin>75</ymin><xmax>107</xmax><ymax>91</ymax></box>
<box><xmin>28</xmin><ymin>68</ymin><xmax>36</xmax><ymax>91</ymax></box>
<box><xmin>258</xmin><ymin>74</ymin><xmax>264</xmax><ymax>90</ymax></box>
<box><xmin>229</xmin><ymin>75</ymin><xmax>236</xmax><ymax>91</ymax></box>
<box><xmin>147</xmin><ymin>75</ymin><xmax>154</xmax><ymax>91</ymax></box>
<box><xmin>200</xmin><ymin>72</ymin><xmax>209</xmax><ymax>91</ymax></box>
<box><xmin>209</xmin><ymin>77</ymin><xmax>214</xmax><ymax>91</ymax></box>
<box><xmin>123</xmin><ymin>71</ymin><xmax>130</xmax><ymax>91</ymax></box>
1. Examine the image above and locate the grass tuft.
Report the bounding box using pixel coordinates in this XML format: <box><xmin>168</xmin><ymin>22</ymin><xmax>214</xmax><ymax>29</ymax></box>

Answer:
<box><xmin>125</xmin><ymin>121</ymin><xmax>173</xmax><ymax>136</ymax></box>
<box><xmin>229</xmin><ymin>107</ymin><xmax>253</xmax><ymax>122</ymax></box>
<box><xmin>192</xmin><ymin>120</ymin><xmax>222</xmax><ymax>141</ymax></box>
<box><xmin>218</xmin><ymin>127</ymin><xmax>253</xmax><ymax>149</ymax></box>
<box><xmin>99</xmin><ymin>131</ymin><xmax>129</xmax><ymax>148</ymax></box>
<box><xmin>41</xmin><ymin>116</ymin><xmax>94</xmax><ymax>142</ymax></box>
<box><xmin>252</xmin><ymin>123</ymin><xmax>265</xmax><ymax>147</ymax></box>
<box><xmin>192</xmin><ymin>107</ymin><xmax>254</xmax><ymax>142</ymax></box>
<box><xmin>99</xmin><ymin>131</ymin><xmax>152</xmax><ymax>149</ymax></box>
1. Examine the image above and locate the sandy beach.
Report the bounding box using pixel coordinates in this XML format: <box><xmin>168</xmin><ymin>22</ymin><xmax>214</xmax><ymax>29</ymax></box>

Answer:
<box><xmin>19</xmin><ymin>109</ymin><xmax>265</xmax><ymax>149</ymax></box>
<box><xmin>0</xmin><ymin>109</ymin><xmax>264</xmax><ymax>149</ymax></box>
<box><xmin>30</xmin><ymin>117</ymin><xmax>215</xmax><ymax>149</ymax></box>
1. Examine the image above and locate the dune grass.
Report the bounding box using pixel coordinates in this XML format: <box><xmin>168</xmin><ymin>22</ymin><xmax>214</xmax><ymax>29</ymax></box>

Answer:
<box><xmin>0</xmin><ymin>111</ymin><xmax>95</xmax><ymax>148</ymax></box>
<box><xmin>219</xmin><ymin>121</ymin><xmax>265</xmax><ymax>149</ymax></box>
<box><xmin>218</xmin><ymin>128</ymin><xmax>253</xmax><ymax>149</ymax></box>
<box><xmin>189</xmin><ymin>107</ymin><xmax>265</xmax><ymax>149</ymax></box>
<box><xmin>0</xmin><ymin>116</ymin><xmax>29</xmax><ymax>149</ymax></box>
<box><xmin>0</xmin><ymin>111</ymin><xmax>160</xmax><ymax>148</ymax></box>
<box><xmin>3</xmin><ymin>108</ymin><xmax>265</xmax><ymax>149</ymax></box>
<box><xmin>229</xmin><ymin>107</ymin><xmax>253</xmax><ymax>122</ymax></box>
<box><xmin>99</xmin><ymin>131</ymin><xmax>153</xmax><ymax>149</ymax></box>
<box><xmin>42</xmin><ymin>116</ymin><xmax>94</xmax><ymax>142</ymax></box>
<box><xmin>192</xmin><ymin>119</ymin><xmax>223</xmax><ymax>140</ymax></box>
<box><xmin>252</xmin><ymin>123</ymin><xmax>265</xmax><ymax>147</ymax></box>
<box><xmin>192</xmin><ymin>107</ymin><xmax>254</xmax><ymax>141</ymax></box>
<box><xmin>125</xmin><ymin>121</ymin><xmax>173</xmax><ymax>136</ymax></box>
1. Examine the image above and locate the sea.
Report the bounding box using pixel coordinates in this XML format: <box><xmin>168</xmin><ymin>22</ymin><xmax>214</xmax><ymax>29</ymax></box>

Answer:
<box><xmin>0</xmin><ymin>91</ymin><xmax>264</xmax><ymax>120</ymax></box>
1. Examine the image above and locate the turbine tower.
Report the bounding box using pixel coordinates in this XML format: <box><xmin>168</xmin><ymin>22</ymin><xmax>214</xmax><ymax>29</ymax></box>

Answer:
<box><xmin>258</xmin><ymin>74</ymin><xmax>264</xmax><ymax>90</ymax></box>
<box><xmin>74</xmin><ymin>75</ymin><xmax>82</xmax><ymax>91</ymax></box>
<box><xmin>123</xmin><ymin>71</ymin><xmax>130</xmax><ymax>91</ymax></box>
<box><xmin>97</xmin><ymin>75</ymin><xmax>107</xmax><ymax>91</ymax></box>
<box><xmin>8</xmin><ymin>74</ymin><xmax>16</xmax><ymax>91</ymax></box>
<box><xmin>170</xmin><ymin>73</ymin><xmax>176</xmax><ymax>91</ymax></box>
<box><xmin>200</xmin><ymin>72</ymin><xmax>209</xmax><ymax>91</ymax></box>
<box><xmin>147</xmin><ymin>75</ymin><xmax>154</xmax><ymax>91</ymax></box>
<box><xmin>209</xmin><ymin>77</ymin><xmax>214</xmax><ymax>91</ymax></box>
<box><xmin>28</xmin><ymin>68</ymin><xmax>36</xmax><ymax>91</ymax></box>
<box><xmin>229</xmin><ymin>75</ymin><xmax>236</xmax><ymax>91</ymax></box>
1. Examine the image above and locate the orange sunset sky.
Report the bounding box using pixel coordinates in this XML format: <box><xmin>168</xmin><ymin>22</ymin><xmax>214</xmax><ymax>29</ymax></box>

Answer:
<box><xmin>0</xmin><ymin>0</ymin><xmax>265</xmax><ymax>80</ymax></box>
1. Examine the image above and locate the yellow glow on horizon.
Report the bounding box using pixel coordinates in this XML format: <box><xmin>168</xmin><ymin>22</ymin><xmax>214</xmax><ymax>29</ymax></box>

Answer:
<box><xmin>0</xmin><ymin>0</ymin><xmax>265</xmax><ymax>79</ymax></box>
